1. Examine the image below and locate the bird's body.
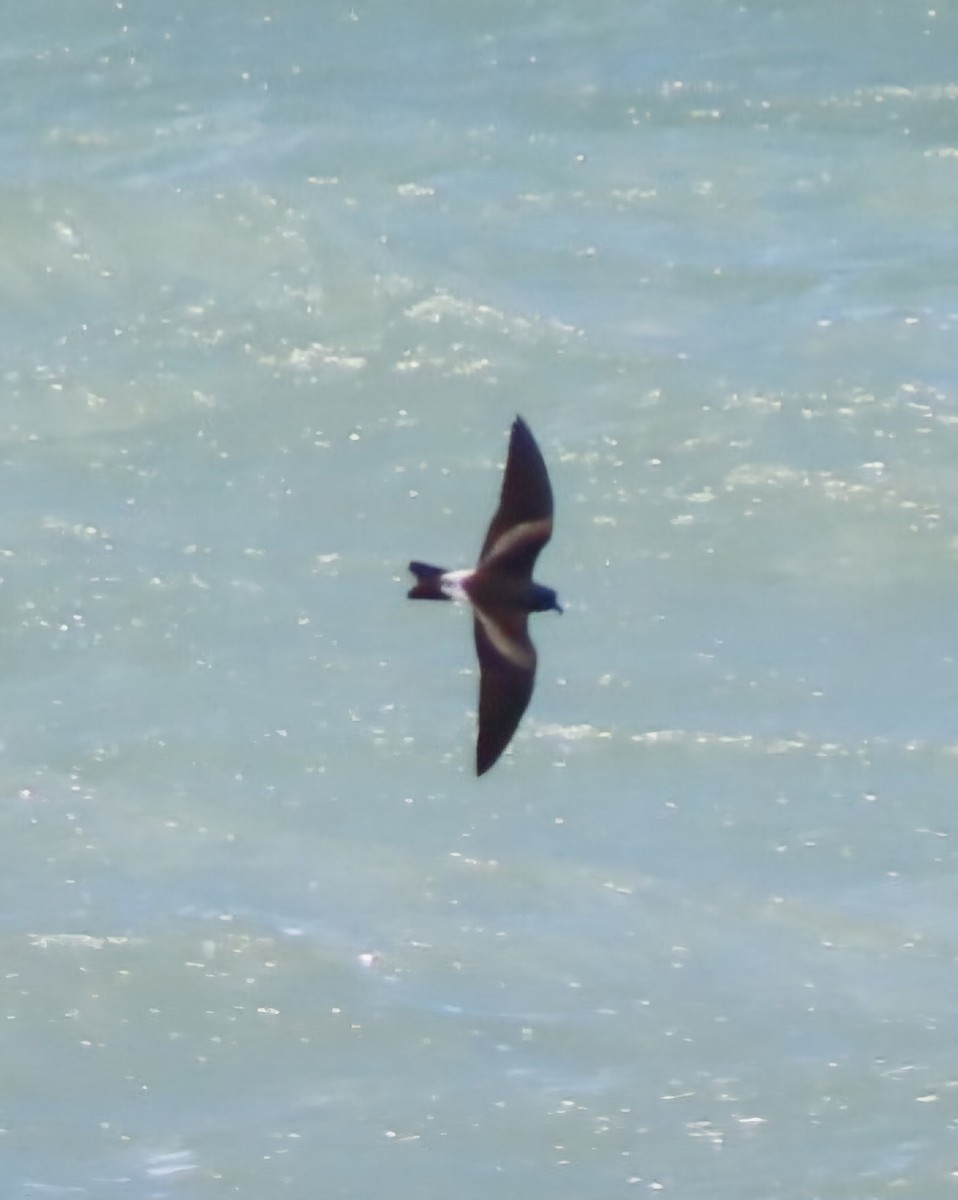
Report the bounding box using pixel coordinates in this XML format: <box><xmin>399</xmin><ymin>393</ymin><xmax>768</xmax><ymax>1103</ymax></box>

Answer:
<box><xmin>407</xmin><ymin>416</ymin><xmax>561</xmax><ymax>775</ymax></box>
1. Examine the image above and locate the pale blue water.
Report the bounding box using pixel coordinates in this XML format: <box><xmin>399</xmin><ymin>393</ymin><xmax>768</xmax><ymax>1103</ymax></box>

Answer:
<box><xmin>3</xmin><ymin>2</ymin><xmax>958</xmax><ymax>1197</ymax></box>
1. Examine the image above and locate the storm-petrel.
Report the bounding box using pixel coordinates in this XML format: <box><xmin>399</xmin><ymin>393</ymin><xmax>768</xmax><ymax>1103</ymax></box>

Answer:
<box><xmin>407</xmin><ymin>415</ymin><xmax>561</xmax><ymax>775</ymax></box>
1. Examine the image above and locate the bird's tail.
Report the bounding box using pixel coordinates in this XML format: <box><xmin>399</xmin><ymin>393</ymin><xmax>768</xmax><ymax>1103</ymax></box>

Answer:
<box><xmin>407</xmin><ymin>561</ymin><xmax>449</xmax><ymax>600</ymax></box>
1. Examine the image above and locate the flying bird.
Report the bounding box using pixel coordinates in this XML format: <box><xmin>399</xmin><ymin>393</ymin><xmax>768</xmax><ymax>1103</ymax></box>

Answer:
<box><xmin>407</xmin><ymin>415</ymin><xmax>561</xmax><ymax>775</ymax></box>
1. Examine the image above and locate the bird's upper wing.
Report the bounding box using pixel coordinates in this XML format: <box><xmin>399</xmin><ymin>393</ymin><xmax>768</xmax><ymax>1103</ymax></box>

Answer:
<box><xmin>473</xmin><ymin>607</ymin><xmax>537</xmax><ymax>776</ymax></box>
<box><xmin>479</xmin><ymin>417</ymin><xmax>554</xmax><ymax>572</ymax></box>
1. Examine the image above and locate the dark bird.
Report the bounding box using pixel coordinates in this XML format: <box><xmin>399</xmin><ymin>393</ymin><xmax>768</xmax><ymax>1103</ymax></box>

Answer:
<box><xmin>408</xmin><ymin>415</ymin><xmax>561</xmax><ymax>775</ymax></box>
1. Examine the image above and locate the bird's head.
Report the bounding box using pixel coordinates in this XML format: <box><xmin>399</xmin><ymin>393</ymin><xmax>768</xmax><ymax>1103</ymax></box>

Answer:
<box><xmin>530</xmin><ymin>584</ymin><xmax>563</xmax><ymax>614</ymax></box>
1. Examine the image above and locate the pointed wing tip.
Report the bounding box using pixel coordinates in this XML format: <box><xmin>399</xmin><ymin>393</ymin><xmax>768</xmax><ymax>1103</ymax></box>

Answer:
<box><xmin>512</xmin><ymin>414</ymin><xmax>531</xmax><ymax>438</ymax></box>
<box><xmin>509</xmin><ymin>415</ymin><xmax>546</xmax><ymax>466</ymax></box>
<box><xmin>476</xmin><ymin>747</ymin><xmax>501</xmax><ymax>776</ymax></box>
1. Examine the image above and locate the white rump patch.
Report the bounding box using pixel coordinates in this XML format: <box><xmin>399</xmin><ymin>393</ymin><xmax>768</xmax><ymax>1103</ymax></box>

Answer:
<box><xmin>439</xmin><ymin>569</ymin><xmax>472</xmax><ymax>602</ymax></box>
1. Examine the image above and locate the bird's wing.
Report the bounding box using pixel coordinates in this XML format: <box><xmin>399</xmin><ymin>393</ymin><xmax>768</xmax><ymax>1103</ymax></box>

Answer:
<box><xmin>479</xmin><ymin>417</ymin><xmax>554</xmax><ymax>572</ymax></box>
<box><xmin>473</xmin><ymin>607</ymin><xmax>537</xmax><ymax>776</ymax></box>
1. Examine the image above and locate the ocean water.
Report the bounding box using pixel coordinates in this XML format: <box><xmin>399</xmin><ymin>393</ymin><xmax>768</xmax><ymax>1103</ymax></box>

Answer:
<box><xmin>3</xmin><ymin>2</ymin><xmax>958</xmax><ymax>1196</ymax></box>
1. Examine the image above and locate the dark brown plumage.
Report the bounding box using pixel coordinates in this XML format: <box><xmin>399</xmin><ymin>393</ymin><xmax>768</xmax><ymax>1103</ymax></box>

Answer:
<box><xmin>407</xmin><ymin>416</ymin><xmax>561</xmax><ymax>775</ymax></box>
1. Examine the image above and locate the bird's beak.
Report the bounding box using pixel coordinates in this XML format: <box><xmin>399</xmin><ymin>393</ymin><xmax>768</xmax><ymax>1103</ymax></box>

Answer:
<box><xmin>554</xmin><ymin>601</ymin><xmax>564</xmax><ymax>614</ymax></box>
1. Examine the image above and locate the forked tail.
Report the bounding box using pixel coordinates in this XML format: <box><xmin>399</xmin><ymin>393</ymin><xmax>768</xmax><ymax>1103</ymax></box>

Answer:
<box><xmin>407</xmin><ymin>561</ymin><xmax>449</xmax><ymax>600</ymax></box>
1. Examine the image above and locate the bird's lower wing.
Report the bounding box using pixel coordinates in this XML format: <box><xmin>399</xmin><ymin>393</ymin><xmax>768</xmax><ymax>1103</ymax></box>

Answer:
<box><xmin>473</xmin><ymin>608</ymin><xmax>536</xmax><ymax>776</ymax></box>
